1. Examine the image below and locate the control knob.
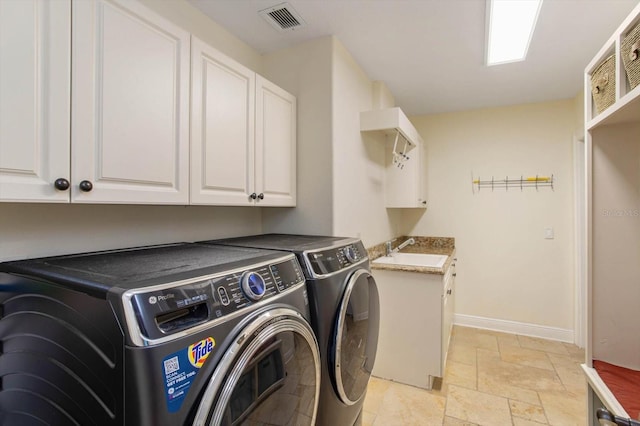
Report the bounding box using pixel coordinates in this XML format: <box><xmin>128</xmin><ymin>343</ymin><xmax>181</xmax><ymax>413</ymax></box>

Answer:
<box><xmin>344</xmin><ymin>246</ymin><xmax>358</xmax><ymax>263</ymax></box>
<box><xmin>241</xmin><ymin>271</ymin><xmax>266</xmax><ymax>301</ymax></box>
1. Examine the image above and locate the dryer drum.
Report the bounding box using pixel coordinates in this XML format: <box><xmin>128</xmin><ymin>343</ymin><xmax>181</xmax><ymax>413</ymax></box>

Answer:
<box><xmin>333</xmin><ymin>269</ymin><xmax>380</xmax><ymax>406</ymax></box>
<box><xmin>193</xmin><ymin>308</ymin><xmax>321</xmax><ymax>426</ymax></box>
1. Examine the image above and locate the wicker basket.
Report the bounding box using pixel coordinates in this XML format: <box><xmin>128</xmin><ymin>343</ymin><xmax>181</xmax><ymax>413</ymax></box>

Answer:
<box><xmin>591</xmin><ymin>55</ymin><xmax>616</xmax><ymax>114</ymax></box>
<box><xmin>621</xmin><ymin>21</ymin><xmax>640</xmax><ymax>90</ymax></box>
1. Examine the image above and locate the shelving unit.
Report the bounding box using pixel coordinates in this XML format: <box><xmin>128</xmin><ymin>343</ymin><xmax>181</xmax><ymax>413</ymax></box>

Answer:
<box><xmin>583</xmin><ymin>3</ymin><xmax>640</xmax><ymax>425</ymax></box>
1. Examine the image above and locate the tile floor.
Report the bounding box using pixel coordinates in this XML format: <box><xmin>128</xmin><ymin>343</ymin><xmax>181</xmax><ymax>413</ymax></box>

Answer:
<box><xmin>363</xmin><ymin>326</ymin><xmax>587</xmax><ymax>426</ymax></box>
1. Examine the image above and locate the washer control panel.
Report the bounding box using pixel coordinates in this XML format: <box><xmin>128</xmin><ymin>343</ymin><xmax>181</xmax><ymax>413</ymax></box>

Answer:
<box><xmin>305</xmin><ymin>241</ymin><xmax>367</xmax><ymax>276</ymax></box>
<box><xmin>130</xmin><ymin>256</ymin><xmax>304</xmax><ymax>340</ymax></box>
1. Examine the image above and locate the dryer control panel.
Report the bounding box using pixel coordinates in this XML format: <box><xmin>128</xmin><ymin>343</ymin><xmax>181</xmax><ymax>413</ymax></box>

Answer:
<box><xmin>304</xmin><ymin>241</ymin><xmax>367</xmax><ymax>277</ymax></box>
<box><xmin>127</xmin><ymin>256</ymin><xmax>304</xmax><ymax>342</ymax></box>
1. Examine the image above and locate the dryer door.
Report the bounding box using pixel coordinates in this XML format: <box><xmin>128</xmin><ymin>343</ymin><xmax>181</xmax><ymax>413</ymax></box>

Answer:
<box><xmin>333</xmin><ymin>268</ymin><xmax>380</xmax><ymax>405</ymax></box>
<box><xmin>192</xmin><ymin>308</ymin><xmax>320</xmax><ymax>426</ymax></box>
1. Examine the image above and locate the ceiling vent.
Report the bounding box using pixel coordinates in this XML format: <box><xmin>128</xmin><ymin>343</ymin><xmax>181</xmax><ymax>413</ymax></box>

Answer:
<box><xmin>259</xmin><ymin>3</ymin><xmax>305</xmax><ymax>32</ymax></box>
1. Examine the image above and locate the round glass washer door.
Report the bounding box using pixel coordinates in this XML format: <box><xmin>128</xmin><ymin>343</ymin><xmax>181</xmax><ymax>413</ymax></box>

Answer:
<box><xmin>193</xmin><ymin>308</ymin><xmax>321</xmax><ymax>426</ymax></box>
<box><xmin>333</xmin><ymin>269</ymin><xmax>380</xmax><ymax>405</ymax></box>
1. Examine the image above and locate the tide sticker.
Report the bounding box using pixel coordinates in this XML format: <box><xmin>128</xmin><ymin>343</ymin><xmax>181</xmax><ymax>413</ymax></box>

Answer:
<box><xmin>162</xmin><ymin>336</ymin><xmax>216</xmax><ymax>413</ymax></box>
<box><xmin>188</xmin><ymin>337</ymin><xmax>215</xmax><ymax>368</ymax></box>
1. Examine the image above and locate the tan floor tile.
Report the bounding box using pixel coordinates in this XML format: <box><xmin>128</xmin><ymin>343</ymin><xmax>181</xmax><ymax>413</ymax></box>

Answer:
<box><xmin>372</xmin><ymin>382</ymin><xmax>446</xmax><ymax>426</ymax></box>
<box><xmin>445</xmin><ymin>385</ymin><xmax>511</xmax><ymax>426</ymax></box>
<box><xmin>364</xmin><ymin>376</ymin><xmax>393</xmax><ymax>414</ymax></box>
<box><xmin>545</xmin><ymin>353</ymin><xmax>587</xmax><ymax>393</ymax></box>
<box><xmin>513</xmin><ymin>418</ymin><xmax>548</xmax><ymax>426</ymax></box>
<box><xmin>555</xmin><ymin>365</ymin><xmax>587</xmax><ymax>394</ymax></box>
<box><xmin>538</xmin><ymin>388</ymin><xmax>587</xmax><ymax>426</ymax></box>
<box><xmin>517</xmin><ymin>335</ymin><xmax>570</xmax><ymax>356</ymax></box>
<box><xmin>476</xmin><ymin>349</ymin><xmax>551</xmax><ymax>405</ymax></box>
<box><xmin>448</xmin><ymin>343</ymin><xmax>479</xmax><ymax>366</ymax></box>
<box><xmin>477</xmin><ymin>373</ymin><xmax>542</xmax><ymax>406</ymax></box>
<box><xmin>510</xmin><ymin>399</ymin><xmax>548</xmax><ymax>423</ymax></box>
<box><xmin>499</xmin><ymin>345</ymin><xmax>555</xmax><ymax>371</ymax></box>
<box><xmin>546</xmin><ymin>353</ymin><xmax>583</xmax><ymax>372</ymax></box>
<box><xmin>453</xmin><ymin>327</ymin><xmax>499</xmax><ymax>352</ymax></box>
<box><xmin>562</xmin><ymin>342</ymin><xmax>586</xmax><ymax>362</ymax></box>
<box><xmin>444</xmin><ymin>360</ymin><xmax>477</xmax><ymax>390</ymax></box>
<box><xmin>366</xmin><ymin>327</ymin><xmax>586</xmax><ymax>426</ymax></box>
<box><xmin>478</xmin><ymin>348</ymin><xmax>565</xmax><ymax>393</ymax></box>
<box><xmin>361</xmin><ymin>410</ymin><xmax>376</xmax><ymax>426</ymax></box>
<box><xmin>496</xmin><ymin>331</ymin><xmax>522</xmax><ymax>348</ymax></box>
<box><xmin>444</xmin><ymin>416</ymin><xmax>478</xmax><ymax>425</ymax></box>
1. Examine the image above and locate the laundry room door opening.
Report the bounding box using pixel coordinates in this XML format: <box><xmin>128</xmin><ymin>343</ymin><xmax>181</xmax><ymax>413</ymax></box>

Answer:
<box><xmin>333</xmin><ymin>269</ymin><xmax>380</xmax><ymax>405</ymax></box>
<box><xmin>193</xmin><ymin>309</ymin><xmax>321</xmax><ymax>426</ymax></box>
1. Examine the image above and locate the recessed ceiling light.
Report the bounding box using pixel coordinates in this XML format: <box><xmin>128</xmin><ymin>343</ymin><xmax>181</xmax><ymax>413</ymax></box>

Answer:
<box><xmin>486</xmin><ymin>0</ymin><xmax>543</xmax><ymax>66</ymax></box>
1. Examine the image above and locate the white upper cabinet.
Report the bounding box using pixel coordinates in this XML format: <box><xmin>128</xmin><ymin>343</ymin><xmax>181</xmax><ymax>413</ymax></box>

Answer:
<box><xmin>72</xmin><ymin>0</ymin><xmax>190</xmax><ymax>204</ymax></box>
<box><xmin>255</xmin><ymin>75</ymin><xmax>296</xmax><ymax>207</ymax></box>
<box><xmin>2</xmin><ymin>1</ymin><xmax>295</xmax><ymax>206</ymax></box>
<box><xmin>360</xmin><ymin>107</ymin><xmax>427</xmax><ymax>208</ymax></box>
<box><xmin>190</xmin><ymin>37</ymin><xmax>255</xmax><ymax>205</ymax></box>
<box><xmin>191</xmin><ymin>38</ymin><xmax>296</xmax><ymax>206</ymax></box>
<box><xmin>0</xmin><ymin>0</ymin><xmax>71</xmax><ymax>202</ymax></box>
<box><xmin>384</xmin><ymin>139</ymin><xmax>427</xmax><ymax>208</ymax></box>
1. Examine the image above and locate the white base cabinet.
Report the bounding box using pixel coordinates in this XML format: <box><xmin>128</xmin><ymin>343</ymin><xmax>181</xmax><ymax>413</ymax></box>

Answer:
<box><xmin>190</xmin><ymin>39</ymin><xmax>296</xmax><ymax>207</ymax></box>
<box><xmin>372</xmin><ymin>264</ymin><xmax>455</xmax><ymax>389</ymax></box>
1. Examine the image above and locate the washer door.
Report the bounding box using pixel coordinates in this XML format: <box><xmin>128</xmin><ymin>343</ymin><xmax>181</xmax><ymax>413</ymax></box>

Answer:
<box><xmin>193</xmin><ymin>308</ymin><xmax>321</xmax><ymax>426</ymax></box>
<box><xmin>333</xmin><ymin>269</ymin><xmax>380</xmax><ymax>405</ymax></box>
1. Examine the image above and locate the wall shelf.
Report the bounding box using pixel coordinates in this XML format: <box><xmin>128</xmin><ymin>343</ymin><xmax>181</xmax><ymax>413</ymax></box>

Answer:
<box><xmin>360</xmin><ymin>107</ymin><xmax>424</xmax><ymax>147</ymax></box>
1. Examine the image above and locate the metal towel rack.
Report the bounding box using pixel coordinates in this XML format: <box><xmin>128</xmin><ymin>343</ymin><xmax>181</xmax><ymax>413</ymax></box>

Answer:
<box><xmin>472</xmin><ymin>174</ymin><xmax>554</xmax><ymax>193</ymax></box>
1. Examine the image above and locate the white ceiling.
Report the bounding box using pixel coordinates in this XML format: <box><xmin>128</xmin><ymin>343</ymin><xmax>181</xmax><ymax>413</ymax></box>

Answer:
<box><xmin>188</xmin><ymin>0</ymin><xmax>639</xmax><ymax>115</ymax></box>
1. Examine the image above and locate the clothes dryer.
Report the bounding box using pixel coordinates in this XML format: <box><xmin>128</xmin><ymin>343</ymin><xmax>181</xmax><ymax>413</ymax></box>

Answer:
<box><xmin>202</xmin><ymin>234</ymin><xmax>380</xmax><ymax>426</ymax></box>
<box><xmin>0</xmin><ymin>243</ymin><xmax>320</xmax><ymax>426</ymax></box>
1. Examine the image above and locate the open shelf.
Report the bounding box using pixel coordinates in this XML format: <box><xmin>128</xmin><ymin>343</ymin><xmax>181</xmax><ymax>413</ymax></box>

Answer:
<box><xmin>586</xmin><ymin>83</ymin><xmax>640</xmax><ymax>130</ymax></box>
<box><xmin>585</xmin><ymin>4</ymin><xmax>640</xmax><ymax>127</ymax></box>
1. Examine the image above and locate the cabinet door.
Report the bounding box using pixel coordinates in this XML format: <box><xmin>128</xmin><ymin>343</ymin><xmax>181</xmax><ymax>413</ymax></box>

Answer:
<box><xmin>190</xmin><ymin>37</ymin><xmax>255</xmax><ymax>205</ymax></box>
<box><xmin>441</xmin><ymin>266</ymin><xmax>455</xmax><ymax>373</ymax></box>
<box><xmin>0</xmin><ymin>0</ymin><xmax>70</xmax><ymax>202</ymax></box>
<box><xmin>72</xmin><ymin>0</ymin><xmax>189</xmax><ymax>204</ymax></box>
<box><xmin>384</xmin><ymin>139</ymin><xmax>427</xmax><ymax>208</ymax></box>
<box><xmin>255</xmin><ymin>75</ymin><xmax>296</xmax><ymax>207</ymax></box>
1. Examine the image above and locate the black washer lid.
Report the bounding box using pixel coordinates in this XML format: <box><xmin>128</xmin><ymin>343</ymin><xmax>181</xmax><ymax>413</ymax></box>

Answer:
<box><xmin>205</xmin><ymin>233</ymin><xmax>355</xmax><ymax>253</ymax></box>
<box><xmin>0</xmin><ymin>243</ymin><xmax>289</xmax><ymax>297</ymax></box>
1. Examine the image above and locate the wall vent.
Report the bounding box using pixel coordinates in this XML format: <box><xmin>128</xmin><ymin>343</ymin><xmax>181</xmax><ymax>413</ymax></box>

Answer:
<box><xmin>259</xmin><ymin>3</ymin><xmax>305</xmax><ymax>32</ymax></box>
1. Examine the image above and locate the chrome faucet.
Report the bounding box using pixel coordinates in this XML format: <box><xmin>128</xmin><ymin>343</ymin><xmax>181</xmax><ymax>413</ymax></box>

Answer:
<box><xmin>385</xmin><ymin>238</ymin><xmax>415</xmax><ymax>256</ymax></box>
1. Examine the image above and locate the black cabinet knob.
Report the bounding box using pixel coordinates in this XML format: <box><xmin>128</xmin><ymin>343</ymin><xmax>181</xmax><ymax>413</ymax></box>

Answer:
<box><xmin>250</xmin><ymin>193</ymin><xmax>257</xmax><ymax>200</ymax></box>
<box><xmin>257</xmin><ymin>193</ymin><xmax>264</xmax><ymax>200</ymax></box>
<box><xmin>54</xmin><ymin>178</ymin><xmax>70</xmax><ymax>191</ymax></box>
<box><xmin>79</xmin><ymin>180</ymin><xmax>93</xmax><ymax>192</ymax></box>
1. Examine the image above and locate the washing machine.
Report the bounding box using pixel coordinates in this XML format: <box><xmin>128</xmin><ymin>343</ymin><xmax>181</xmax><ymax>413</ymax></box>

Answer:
<box><xmin>0</xmin><ymin>243</ymin><xmax>321</xmax><ymax>426</ymax></box>
<box><xmin>201</xmin><ymin>234</ymin><xmax>380</xmax><ymax>426</ymax></box>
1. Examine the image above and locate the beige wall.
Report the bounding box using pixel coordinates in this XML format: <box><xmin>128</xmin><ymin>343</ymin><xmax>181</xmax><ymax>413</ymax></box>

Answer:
<box><xmin>407</xmin><ymin>99</ymin><xmax>577</xmax><ymax>332</ymax></box>
<box><xmin>331</xmin><ymin>39</ymin><xmax>400</xmax><ymax>247</ymax></box>
<box><xmin>262</xmin><ymin>37</ymin><xmax>401</xmax><ymax>246</ymax></box>
<box><xmin>261</xmin><ymin>37</ymin><xmax>334</xmax><ymax>236</ymax></box>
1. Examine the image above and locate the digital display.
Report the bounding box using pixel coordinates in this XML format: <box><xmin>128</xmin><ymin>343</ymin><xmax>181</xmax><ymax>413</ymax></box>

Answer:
<box><xmin>270</xmin><ymin>260</ymin><xmax>302</xmax><ymax>289</ymax></box>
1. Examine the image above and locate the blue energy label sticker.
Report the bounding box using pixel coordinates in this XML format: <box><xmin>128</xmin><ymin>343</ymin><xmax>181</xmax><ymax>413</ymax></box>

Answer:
<box><xmin>162</xmin><ymin>337</ymin><xmax>216</xmax><ymax>413</ymax></box>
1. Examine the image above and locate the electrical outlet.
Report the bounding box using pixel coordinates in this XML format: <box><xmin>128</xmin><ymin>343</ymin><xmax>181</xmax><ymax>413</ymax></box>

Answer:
<box><xmin>544</xmin><ymin>227</ymin><xmax>554</xmax><ymax>239</ymax></box>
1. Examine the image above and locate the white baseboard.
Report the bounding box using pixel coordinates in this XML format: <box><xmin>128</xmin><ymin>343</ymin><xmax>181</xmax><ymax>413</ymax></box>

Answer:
<box><xmin>454</xmin><ymin>313</ymin><xmax>574</xmax><ymax>343</ymax></box>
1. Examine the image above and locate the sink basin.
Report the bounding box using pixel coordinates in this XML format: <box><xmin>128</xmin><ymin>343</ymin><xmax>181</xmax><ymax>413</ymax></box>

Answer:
<box><xmin>372</xmin><ymin>253</ymin><xmax>448</xmax><ymax>268</ymax></box>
